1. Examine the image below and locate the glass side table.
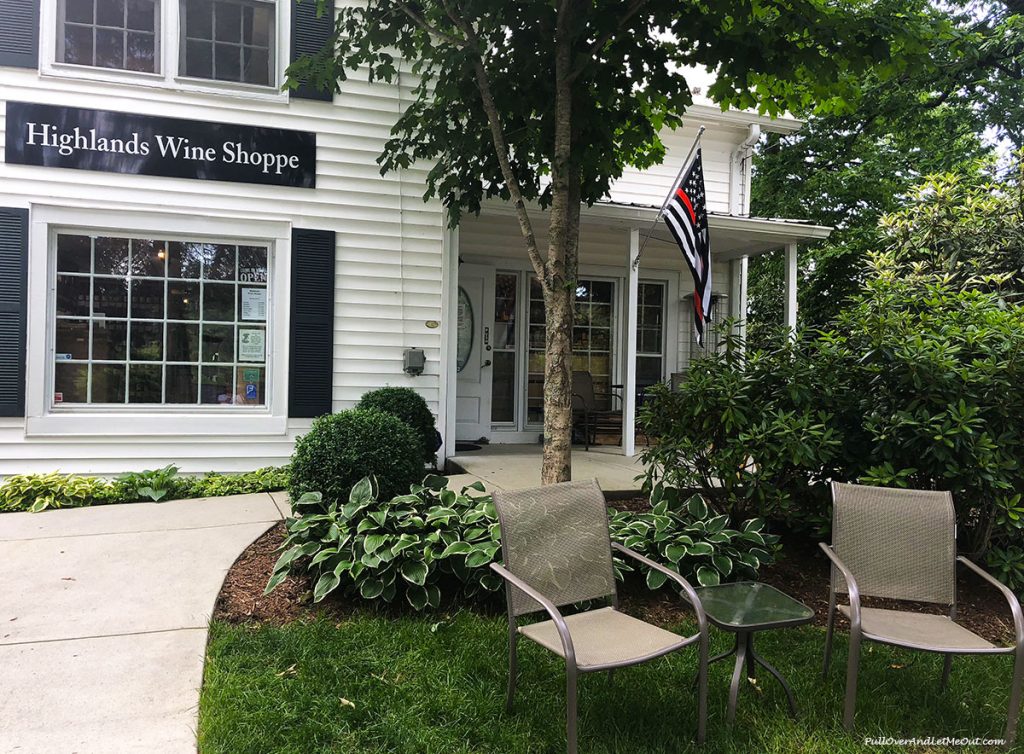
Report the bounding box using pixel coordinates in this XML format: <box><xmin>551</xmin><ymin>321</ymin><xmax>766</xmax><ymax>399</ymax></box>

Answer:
<box><xmin>695</xmin><ymin>581</ymin><xmax>815</xmax><ymax>723</ymax></box>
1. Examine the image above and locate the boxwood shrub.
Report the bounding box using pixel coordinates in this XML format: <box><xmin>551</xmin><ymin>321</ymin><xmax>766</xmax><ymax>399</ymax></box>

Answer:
<box><xmin>357</xmin><ymin>387</ymin><xmax>438</xmax><ymax>463</ymax></box>
<box><xmin>288</xmin><ymin>408</ymin><xmax>424</xmax><ymax>504</ymax></box>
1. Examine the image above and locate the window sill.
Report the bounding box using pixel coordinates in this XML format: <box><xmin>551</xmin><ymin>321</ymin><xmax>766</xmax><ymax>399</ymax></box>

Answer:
<box><xmin>37</xmin><ymin>66</ymin><xmax>290</xmax><ymax>104</ymax></box>
<box><xmin>25</xmin><ymin>412</ymin><xmax>288</xmax><ymax>437</ymax></box>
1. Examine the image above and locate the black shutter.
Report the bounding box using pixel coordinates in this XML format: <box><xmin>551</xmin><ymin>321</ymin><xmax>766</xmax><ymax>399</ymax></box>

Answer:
<box><xmin>0</xmin><ymin>208</ymin><xmax>28</xmax><ymax>417</ymax></box>
<box><xmin>0</xmin><ymin>0</ymin><xmax>39</xmax><ymax>69</ymax></box>
<box><xmin>291</xmin><ymin>0</ymin><xmax>335</xmax><ymax>101</ymax></box>
<box><xmin>289</xmin><ymin>228</ymin><xmax>335</xmax><ymax>418</ymax></box>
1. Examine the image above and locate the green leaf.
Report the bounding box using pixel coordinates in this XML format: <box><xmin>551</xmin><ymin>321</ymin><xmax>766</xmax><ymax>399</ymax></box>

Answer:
<box><xmin>310</xmin><ymin>547</ymin><xmax>339</xmax><ymax>566</ymax></box>
<box><xmin>400</xmin><ymin>560</ymin><xmax>429</xmax><ymax>586</ymax></box>
<box><xmin>363</xmin><ymin>534</ymin><xmax>389</xmax><ymax>555</ymax></box>
<box><xmin>263</xmin><ymin>569</ymin><xmax>289</xmax><ymax>595</ymax></box>
<box><xmin>646</xmin><ymin>568</ymin><xmax>668</xmax><ymax>590</ymax></box>
<box><xmin>696</xmin><ymin>567</ymin><xmax>720</xmax><ymax>587</ymax></box>
<box><xmin>359</xmin><ymin>577</ymin><xmax>384</xmax><ymax>600</ymax></box>
<box><xmin>688</xmin><ymin>542</ymin><xmax>714</xmax><ymax>556</ymax></box>
<box><xmin>349</xmin><ymin>476</ymin><xmax>376</xmax><ymax>506</ymax></box>
<box><xmin>712</xmin><ymin>554</ymin><xmax>733</xmax><ymax>576</ymax></box>
<box><xmin>687</xmin><ymin>496</ymin><xmax>709</xmax><ymax>519</ymax></box>
<box><xmin>465</xmin><ymin>548</ymin><xmax>494</xmax><ymax>568</ymax></box>
<box><xmin>406</xmin><ymin>584</ymin><xmax>428</xmax><ymax>610</ymax></box>
<box><xmin>440</xmin><ymin>541</ymin><xmax>473</xmax><ymax>557</ymax></box>
<box><xmin>313</xmin><ymin>571</ymin><xmax>341</xmax><ymax>602</ymax></box>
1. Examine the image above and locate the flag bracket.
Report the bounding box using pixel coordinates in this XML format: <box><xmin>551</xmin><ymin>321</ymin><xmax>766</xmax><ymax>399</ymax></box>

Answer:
<box><xmin>631</xmin><ymin>124</ymin><xmax>706</xmax><ymax>270</ymax></box>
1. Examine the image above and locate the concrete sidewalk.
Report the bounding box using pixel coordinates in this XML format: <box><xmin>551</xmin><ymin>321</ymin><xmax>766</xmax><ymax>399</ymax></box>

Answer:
<box><xmin>0</xmin><ymin>493</ymin><xmax>286</xmax><ymax>754</ymax></box>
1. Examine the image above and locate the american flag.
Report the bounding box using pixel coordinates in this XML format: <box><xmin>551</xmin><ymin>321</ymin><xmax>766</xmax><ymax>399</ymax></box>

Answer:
<box><xmin>662</xmin><ymin>149</ymin><xmax>712</xmax><ymax>346</ymax></box>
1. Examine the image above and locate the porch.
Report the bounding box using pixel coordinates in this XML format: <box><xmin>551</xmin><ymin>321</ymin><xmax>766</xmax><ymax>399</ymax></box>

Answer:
<box><xmin>441</xmin><ymin>201</ymin><xmax>831</xmax><ymax>462</ymax></box>
<box><xmin>447</xmin><ymin>444</ymin><xmax>645</xmax><ymax>495</ymax></box>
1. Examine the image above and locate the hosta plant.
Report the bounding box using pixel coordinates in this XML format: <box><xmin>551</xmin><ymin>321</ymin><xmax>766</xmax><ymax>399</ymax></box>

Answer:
<box><xmin>0</xmin><ymin>472</ymin><xmax>120</xmax><ymax>513</ymax></box>
<box><xmin>608</xmin><ymin>484</ymin><xmax>779</xmax><ymax>589</ymax></box>
<box><xmin>266</xmin><ymin>475</ymin><xmax>503</xmax><ymax>610</ymax></box>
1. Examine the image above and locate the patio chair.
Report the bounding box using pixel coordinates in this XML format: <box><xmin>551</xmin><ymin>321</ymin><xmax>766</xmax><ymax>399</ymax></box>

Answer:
<box><xmin>571</xmin><ymin>371</ymin><xmax>622</xmax><ymax>451</ymax></box>
<box><xmin>490</xmin><ymin>480</ymin><xmax>709</xmax><ymax>754</ymax></box>
<box><xmin>821</xmin><ymin>482</ymin><xmax>1024</xmax><ymax>747</ymax></box>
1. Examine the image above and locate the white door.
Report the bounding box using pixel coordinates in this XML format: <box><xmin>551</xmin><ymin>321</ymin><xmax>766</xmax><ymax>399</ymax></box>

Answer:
<box><xmin>455</xmin><ymin>264</ymin><xmax>495</xmax><ymax>441</ymax></box>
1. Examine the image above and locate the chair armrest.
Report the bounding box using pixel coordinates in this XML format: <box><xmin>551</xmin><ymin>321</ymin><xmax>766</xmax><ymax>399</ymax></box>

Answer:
<box><xmin>819</xmin><ymin>542</ymin><xmax>862</xmax><ymax>631</ymax></box>
<box><xmin>611</xmin><ymin>543</ymin><xmax>709</xmax><ymax>637</ymax></box>
<box><xmin>957</xmin><ymin>556</ymin><xmax>1024</xmax><ymax>650</ymax></box>
<box><xmin>489</xmin><ymin>563</ymin><xmax>578</xmax><ymax>666</ymax></box>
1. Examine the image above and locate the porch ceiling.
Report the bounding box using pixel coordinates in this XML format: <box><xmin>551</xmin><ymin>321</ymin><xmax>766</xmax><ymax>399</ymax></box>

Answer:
<box><xmin>469</xmin><ymin>201</ymin><xmax>833</xmax><ymax>268</ymax></box>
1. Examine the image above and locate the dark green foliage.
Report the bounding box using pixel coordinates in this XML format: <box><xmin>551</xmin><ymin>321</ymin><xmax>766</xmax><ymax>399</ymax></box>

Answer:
<box><xmin>642</xmin><ymin>265</ymin><xmax>1024</xmax><ymax>588</ymax></box>
<box><xmin>288</xmin><ymin>409</ymin><xmax>424</xmax><ymax>505</ymax></box>
<box><xmin>0</xmin><ymin>465</ymin><xmax>290</xmax><ymax>513</ymax></box>
<box><xmin>608</xmin><ymin>484</ymin><xmax>778</xmax><ymax>589</ymax></box>
<box><xmin>267</xmin><ymin>476</ymin><xmax>777</xmax><ymax>611</ymax></box>
<box><xmin>357</xmin><ymin>387</ymin><xmax>437</xmax><ymax>463</ymax></box>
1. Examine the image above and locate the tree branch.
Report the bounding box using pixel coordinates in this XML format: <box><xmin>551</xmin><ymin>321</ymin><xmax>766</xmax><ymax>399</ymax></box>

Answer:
<box><xmin>393</xmin><ymin>1</ymin><xmax>467</xmax><ymax>48</ymax></box>
<box><xmin>566</xmin><ymin>0</ymin><xmax>650</xmax><ymax>84</ymax></box>
<box><xmin>442</xmin><ymin>3</ymin><xmax>546</xmax><ymax>280</ymax></box>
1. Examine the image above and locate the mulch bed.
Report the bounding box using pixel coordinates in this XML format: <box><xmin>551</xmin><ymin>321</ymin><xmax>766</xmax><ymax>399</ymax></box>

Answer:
<box><xmin>216</xmin><ymin>512</ymin><xmax>1016</xmax><ymax>645</ymax></box>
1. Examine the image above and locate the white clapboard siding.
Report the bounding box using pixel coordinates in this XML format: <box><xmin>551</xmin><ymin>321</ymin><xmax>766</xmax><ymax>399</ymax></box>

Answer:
<box><xmin>0</xmin><ymin>62</ymin><xmax>446</xmax><ymax>474</ymax></box>
<box><xmin>608</xmin><ymin>121</ymin><xmax>749</xmax><ymax>212</ymax></box>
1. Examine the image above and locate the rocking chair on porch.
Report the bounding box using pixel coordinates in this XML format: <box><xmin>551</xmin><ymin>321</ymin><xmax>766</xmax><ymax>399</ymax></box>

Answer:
<box><xmin>571</xmin><ymin>371</ymin><xmax>622</xmax><ymax>450</ymax></box>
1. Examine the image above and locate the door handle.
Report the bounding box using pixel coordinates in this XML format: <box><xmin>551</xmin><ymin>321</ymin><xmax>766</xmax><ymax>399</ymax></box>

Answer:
<box><xmin>482</xmin><ymin>359</ymin><xmax>492</xmax><ymax>368</ymax></box>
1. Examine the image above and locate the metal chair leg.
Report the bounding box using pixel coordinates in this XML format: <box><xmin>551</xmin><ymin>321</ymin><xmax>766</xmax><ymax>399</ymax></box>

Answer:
<box><xmin>727</xmin><ymin>632</ymin><xmax>749</xmax><ymax>725</ymax></box>
<box><xmin>1004</xmin><ymin>649</ymin><xmax>1024</xmax><ymax>749</ymax></box>
<box><xmin>696</xmin><ymin>631</ymin><xmax>709</xmax><ymax>745</ymax></box>
<box><xmin>505</xmin><ymin>627</ymin><xmax>518</xmax><ymax>712</ymax></box>
<box><xmin>843</xmin><ymin>631</ymin><xmax>861</xmax><ymax>731</ymax></box>
<box><xmin>823</xmin><ymin>595</ymin><xmax>836</xmax><ymax>677</ymax></box>
<box><xmin>566</xmin><ymin>665</ymin><xmax>579</xmax><ymax>754</ymax></box>
<box><xmin>941</xmin><ymin>655</ymin><xmax>953</xmax><ymax>691</ymax></box>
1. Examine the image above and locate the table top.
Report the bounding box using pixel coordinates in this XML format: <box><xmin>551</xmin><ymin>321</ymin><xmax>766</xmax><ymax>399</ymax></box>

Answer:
<box><xmin>695</xmin><ymin>581</ymin><xmax>815</xmax><ymax>631</ymax></box>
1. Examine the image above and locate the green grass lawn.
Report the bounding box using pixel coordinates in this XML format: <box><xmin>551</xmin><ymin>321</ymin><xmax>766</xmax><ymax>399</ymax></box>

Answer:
<box><xmin>199</xmin><ymin>611</ymin><xmax>1020</xmax><ymax>753</ymax></box>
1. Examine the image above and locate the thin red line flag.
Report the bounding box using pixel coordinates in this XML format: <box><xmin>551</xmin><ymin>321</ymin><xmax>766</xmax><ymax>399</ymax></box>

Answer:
<box><xmin>662</xmin><ymin>148</ymin><xmax>712</xmax><ymax>345</ymax></box>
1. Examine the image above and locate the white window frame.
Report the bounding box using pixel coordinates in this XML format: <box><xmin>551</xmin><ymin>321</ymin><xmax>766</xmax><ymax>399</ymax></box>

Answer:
<box><xmin>55</xmin><ymin>0</ymin><xmax>163</xmax><ymax>74</ymax></box>
<box><xmin>25</xmin><ymin>204</ymin><xmax>291</xmax><ymax>437</ymax></box>
<box><xmin>39</xmin><ymin>0</ymin><xmax>290</xmax><ymax>102</ymax></box>
<box><xmin>177</xmin><ymin>0</ymin><xmax>278</xmax><ymax>89</ymax></box>
<box><xmin>636</xmin><ymin>279</ymin><xmax>667</xmax><ymax>384</ymax></box>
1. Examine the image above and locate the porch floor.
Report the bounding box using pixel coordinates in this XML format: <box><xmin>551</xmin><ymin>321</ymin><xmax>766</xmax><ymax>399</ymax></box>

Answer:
<box><xmin>447</xmin><ymin>444</ymin><xmax>644</xmax><ymax>496</ymax></box>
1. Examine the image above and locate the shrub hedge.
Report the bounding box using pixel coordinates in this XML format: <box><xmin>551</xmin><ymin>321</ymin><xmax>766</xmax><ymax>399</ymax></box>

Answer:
<box><xmin>357</xmin><ymin>387</ymin><xmax>438</xmax><ymax>463</ymax></box>
<box><xmin>288</xmin><ymin>408</ymin><xmax>424</xmax><ymax>505</ymax></box>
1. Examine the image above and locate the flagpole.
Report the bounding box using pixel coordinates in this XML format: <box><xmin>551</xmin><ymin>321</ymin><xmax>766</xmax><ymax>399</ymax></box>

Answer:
<box><xmin>631</xmin><ymin>124</ymin><xmax>706</xmax><ymax>270</ymax></box>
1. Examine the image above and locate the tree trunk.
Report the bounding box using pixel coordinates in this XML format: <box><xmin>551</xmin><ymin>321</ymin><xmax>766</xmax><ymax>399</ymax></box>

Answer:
<box><xmin>542</xmin><ymin>281</ymin><xmax>574</xmax><ymax>483</ymax></box>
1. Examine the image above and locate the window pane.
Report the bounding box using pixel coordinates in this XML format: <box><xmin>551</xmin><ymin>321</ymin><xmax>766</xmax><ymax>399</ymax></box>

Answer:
<box><xmin>95</xmin><ymin>27</ymin><xmax>125</xmax><ymax>69</ymax></box>
<box><xmin>241</xmin><ymin>47</ymin><xmax>268</xmax><ymax>85</ymax></box>
<box><xmin>237</xmin><ymin>286</ymin><xmax>266</xmax><ymax>322</ymax></box>
<box><xmin>202</xmin><ymin>324</ymin><xmax>234</xmax><ymax>362</ymax></box>
<box><xmin>214</xmin><ymin>42</ymin><xmax>241</xmax><ymax>81</ymax></box>
<box><xmin>93</xmin><ymin>278</ymin><xmax>129</xmax><ymax>318</ymax></box>
<box><xmin>126</xmin><ymin>31</ymin><xmax>156</xmax><ymax>72</ymax></box>
<box><xmin>185</xmin><ymin>0</ymin><xmax>213</xmax><ymax>38</ymax></box>
<box><xmin>203</xmin><ymin>283</ymin><xmax>235</xmax><ymax>321</ymax></box>
<box><xmin>129</xmin><ymin>363</ymin><xmax>162</xmax><ymax>403</ymax></box>
<box><xmin>591</xmin><ymin>328</ymin><xmax>610</xmax><ymax>350</ymax></box>
<box><xmin>126</xmin><ymin>0</ymin><xmax>155</xmax><ymax>30</ymax></box>
<box><xmin>637</xmin><ymin>356</ymin><xmax>662</xmax><ymax>384</ymax></box>
<box><xmin>92</xmin><ymin>319</ymin><xmax>127</xmax><ymax>360</ymax></box>
<box><xmin>238</xmin><ymin>326</ymin><xmax>265</xmax><ymax>362</ymax></box>
<box><xmin>201</xmin><ymin>365</ymin><xmax>235</xmax><ymax>404</ymax></box>
<box><xmin>185</xmin><ymin>39</ymin><xmax>213</xmax><ymax>78</ymax></box>
<box><xmin>91</xmin><ymin>363</ymin><xmax>126</xmax><ymax>403</ymax></box>
<box><xmin>591</xmin><ymin>281</ymin><xmax>614</xmax><ymax>304</ymax></box>
<box><xmin>206</xmin><ymin>244</ymin><xmax>236</xmax><ymax>280</ymax></box>
<box><xmin>131</xmin><ymin>279</ymin><xmax>165</xmax><ymax>319</ymax></box>
<box><xmin>168</xmin><ymin>241</ymin><xmax>204</xmax><ymax>279</ymax></box>
<box><xmin>63</xmin><ymin>24</ymin><xmax>95</xmax><ymax>65</ymax></box>
<box><xmin>96</xmin><ymin>0</ymin><xmax>126</xmax><ymax>27</ymax></box>
<box><xmin>166</xmin><ymin>322</ymin><xmax>200</xmax><ymax>361</ymax></box>
<box><xmin>491</xmin><ymin>351</ymin><xmax>516</xmax><ymax>423</ymax></box>
<box><xmin>55</xmin><ymin>319</ymin><xmax>90</xmax><ymax>360</ymax></box>
<box><xmin>57</xmin><ymin>275</ymin><xmax>91</xmax><ymax>316</ymax></box>
<box><xmin>236</xmin><ymin>366</ymin><xmax>265</xmax><ymax>405</ymax></box>
<box><xmin>216</xmin><ymin>2</ymin><xmax>242</xmax><ymax>42</ymax></box>
<box><xmin>55</xmin><ymin>363</ymin><xmax>89</xmax><ymax>403</ymax></box>
<box><xmin>238</xmin><ymin>246</ymin><xmax>268</xmax><ymax>282</ymax></box>
<box><xmin>66</xmin><ymin>0</ymin><xmax>94</xmax><ymax>24</ymax></box>
<box><xmin>95</xmin><ymin>237</ymin><xmax>129</xmax><ymax>275</ymax></box>
<box><xmin>131</xmin><ymin>239</ymin><xmax>166</xmax><ymax>277</ymax></box>
<box><xmin>130</xmin><ymin>321</ymin><xmax>164</xmax><ymax>360</ymax></box>
<box><xmin>167</xmin><ymin>282</ymin><xmax>200</xmax><ymax>320</ymax></box>
<box><xmin>58</xmin><ymin>235</ymin><xmax>92</xmax><ymax>273</ymax></box>
<box><xmin>166</xmin><ymin>364</ymin><xmax>198</xmax><ymax>403</ymax></box>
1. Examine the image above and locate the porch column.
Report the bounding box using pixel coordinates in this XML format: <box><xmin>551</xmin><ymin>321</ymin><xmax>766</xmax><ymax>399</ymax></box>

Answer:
<box><xmin>439</xmin><ymin>225</ymin><xmax>459</xmax><ymax>464</ymax></box>
<box><xmin>623</xmin><ymin>228</ymin><xmax>640</xmax><ymax>458</ymax></box>
<box><xmin>729</xmin><ymin>255</ymin><xmax>749</xmax><ymax>344</ymax></box>
<box><xmin>784</xmin><ymin>242</ymin><xmax>798</xmax><ymax>339</ymax></box>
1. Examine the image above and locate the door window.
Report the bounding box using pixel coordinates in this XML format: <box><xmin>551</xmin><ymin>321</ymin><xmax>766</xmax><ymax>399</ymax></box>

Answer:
<box><xmin>490</xmin><ymin>272</ymin><xmax>517</xmax><ymax>424</ymax></box>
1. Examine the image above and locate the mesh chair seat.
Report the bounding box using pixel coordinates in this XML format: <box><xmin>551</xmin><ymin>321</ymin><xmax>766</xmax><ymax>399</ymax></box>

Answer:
<box><xmin>838</xmin><ymin>606</ymin><xmax>995</xmax><ymax>652</ymax></box>
<box><xmin>519</xmin><ymin>606</ymin><xmax>690</xmax><ymax>669</ymax></box>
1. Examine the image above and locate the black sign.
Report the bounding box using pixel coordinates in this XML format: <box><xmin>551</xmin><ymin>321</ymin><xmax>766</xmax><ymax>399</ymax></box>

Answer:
<box><xmin>4</xmin><ymin>102</ymin><xmax>316</xmax><ymax>188</ymax></box>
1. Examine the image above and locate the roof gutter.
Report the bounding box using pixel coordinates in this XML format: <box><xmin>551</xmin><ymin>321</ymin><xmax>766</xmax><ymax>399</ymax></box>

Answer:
<box><xmin>730</xmin><ymin>123</ymin><xmax>761</xmax><ymax>215</ymax></box>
